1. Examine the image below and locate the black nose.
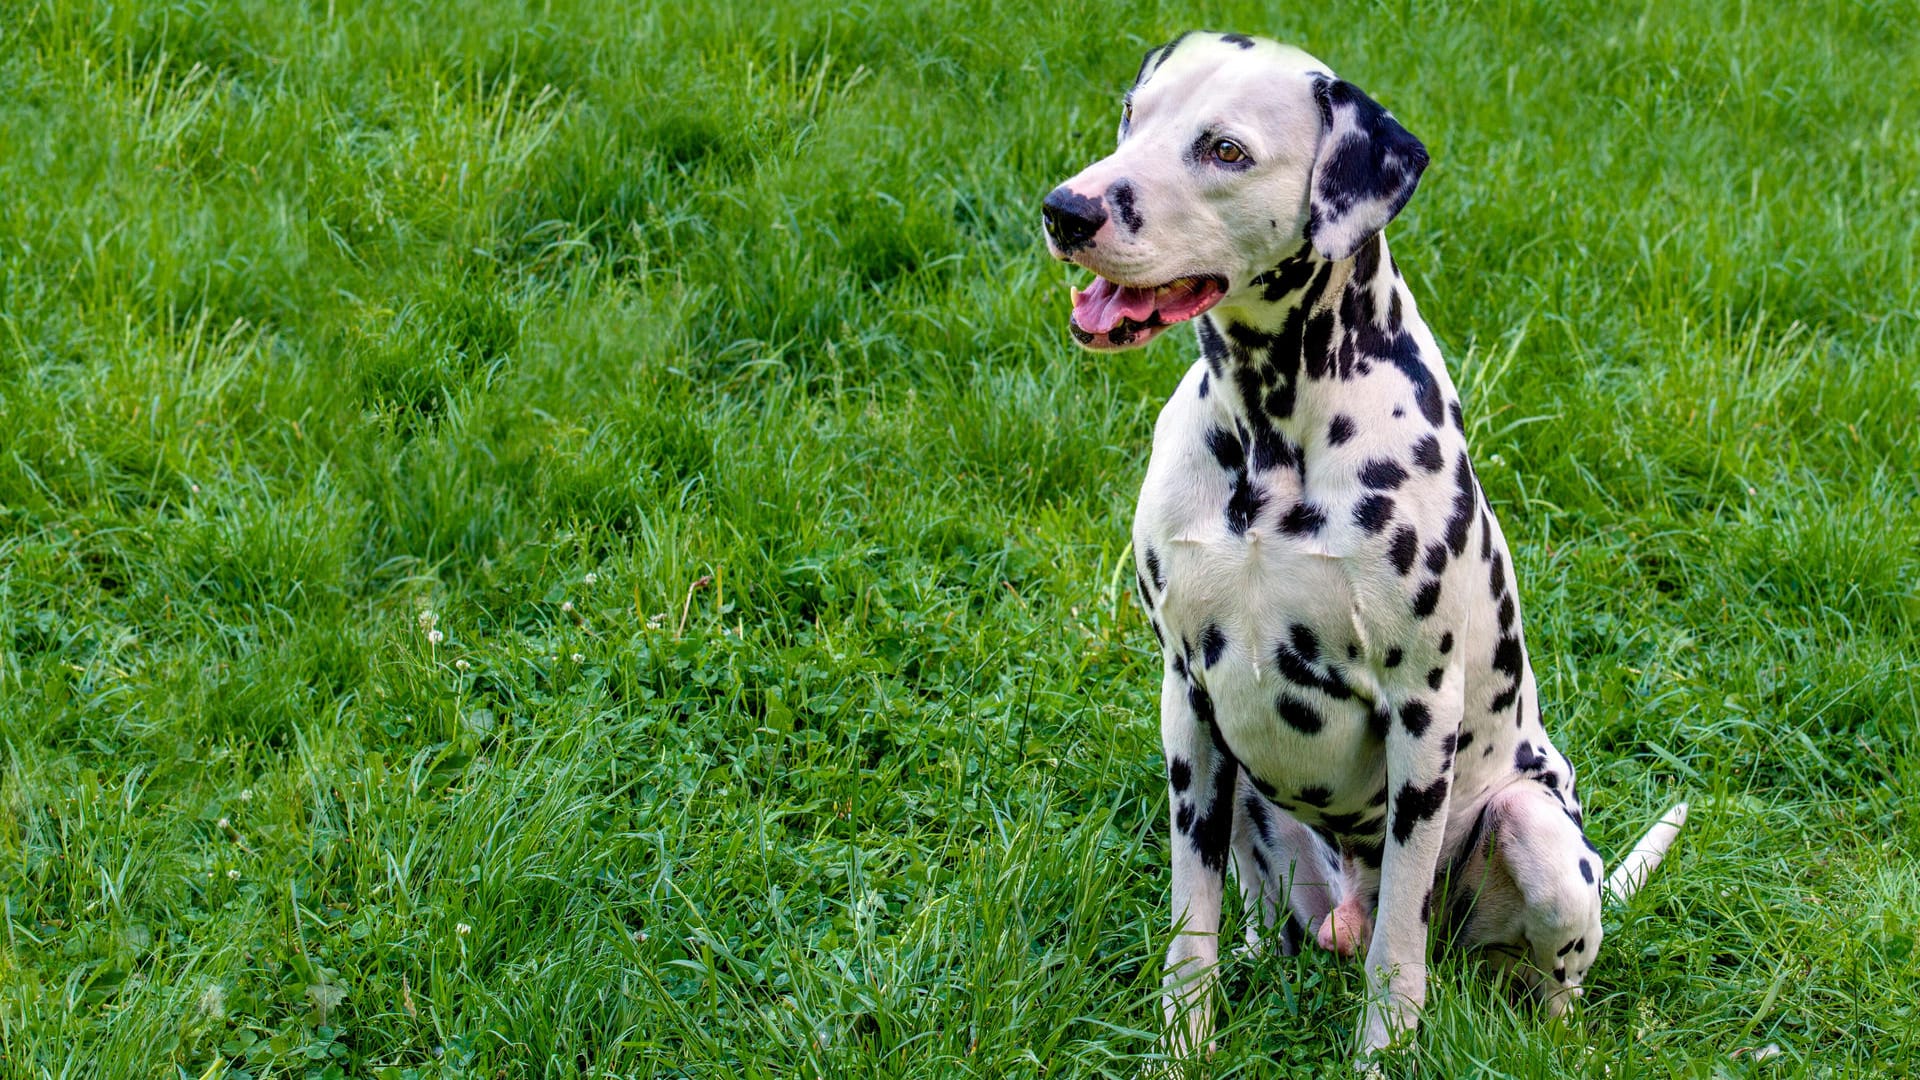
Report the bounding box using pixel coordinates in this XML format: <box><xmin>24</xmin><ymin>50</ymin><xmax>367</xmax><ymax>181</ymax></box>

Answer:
<box><xmin>1041</xmin><ymin>186</ymin><xmax>1107</xmax><ymax>252</ymax></box>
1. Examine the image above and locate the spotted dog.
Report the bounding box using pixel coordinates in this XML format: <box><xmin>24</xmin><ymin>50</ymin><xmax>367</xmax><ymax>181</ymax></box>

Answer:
<box><xmin>1039</xmin><ymin>33</ymin><xmax>1687</xmax><ymax>1063</ymax></box>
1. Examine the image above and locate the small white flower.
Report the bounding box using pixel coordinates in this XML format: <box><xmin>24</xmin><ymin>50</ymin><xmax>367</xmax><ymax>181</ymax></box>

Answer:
<box><xmin>190</xmin><ymin>483</ymin><xmax>201</xmax><ymax>494</ymax></box>
<box><xmin>418</xmin><ymin>610</ymin><xmax>437</xmax><ymax>631</ymax></box>
<box><xmin>239</xmin><ymin>788</ymin><xmax>253</xmax><ymax>802</ymax></box>
<box><xmin>427</xmin><ymin>629</ymin><xmax>444</xmax><ymax>645</ymax></box>
<box><xmin>456</xmin><ymin>922</ymin><xmax>472</xmax><ymax>936</ymax></box>
<box><xmin>454</xmin><ymin>658</ymin><xmax>469</xmax><ymax>671</ymax></box>
<box><xmin>560</xmin><ymin>600</ymin><xmax>575</xmax><ymax>614</ymax></box>
<box><xmin>227</xmin><ymin>869</ymin><xmax>241</xmax><ymax>881</ymax></box>
<box><xmin>217</xmin><ymin>817</ymin><xmax>230</xmax><ymax>829</ymax></box>
<box><xmin>570</xmin><ymin>652</ymin><xmax>584</xmax><ymax>663</ymax></box>
<box><xmin>584</xmin><ymin>573</ymin><xmax>598</xmax><ymax>585</ymax></box>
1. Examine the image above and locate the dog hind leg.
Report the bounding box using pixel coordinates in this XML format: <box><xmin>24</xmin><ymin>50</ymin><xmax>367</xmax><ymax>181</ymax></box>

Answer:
<box><xmin>1230</xmin><ymin>771</ymin><xmax>1341</xmax><ymax>956</ymax></box>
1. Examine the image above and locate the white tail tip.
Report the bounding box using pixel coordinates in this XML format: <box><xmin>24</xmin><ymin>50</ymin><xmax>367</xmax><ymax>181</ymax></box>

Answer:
<box><xmin>1603</xmin><ymin>801</ymin><xmax>1688</xmax><ymax>905</ymax></box>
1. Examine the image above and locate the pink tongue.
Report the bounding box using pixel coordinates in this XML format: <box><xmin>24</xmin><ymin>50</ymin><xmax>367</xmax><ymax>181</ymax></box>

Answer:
<box><xmin>1072</xmin><ymin>277</ymin><xmax>1159</xmax><ymax>333</ymax></box>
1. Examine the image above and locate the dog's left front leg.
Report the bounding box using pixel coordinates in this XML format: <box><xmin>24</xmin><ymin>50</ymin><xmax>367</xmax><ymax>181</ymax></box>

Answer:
<box><xmin>1160</xmin><ymin>665</ymin><xmax>1238</xmax><ymax>1059</ymax></box>
<box><xmin>1356</xmin><ymin>681</ymin><xmax>1461</xmax><ymax>1062</ymax></box>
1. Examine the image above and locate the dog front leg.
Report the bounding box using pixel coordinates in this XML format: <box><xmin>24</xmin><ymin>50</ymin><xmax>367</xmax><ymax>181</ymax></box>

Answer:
<box><xmin>1356</xmin><ymin>683</ymin><xmax>1461</xmax><ymax>1062</ymax></box>
<box><xmin>1160</xmin><ymin>664</ymin><xmax>1237</xmax><ymax>1059</ymax></box>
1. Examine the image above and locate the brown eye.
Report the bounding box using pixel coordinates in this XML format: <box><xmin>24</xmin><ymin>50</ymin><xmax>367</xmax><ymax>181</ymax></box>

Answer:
<box><xmin>1123</xmin><ymin>101</ymin><xmax>1134</xmax><ymax>124</ymax></box>
<box><xmin>1213</xmin><ymin>138</ymin><xmax>1247</xmax><ymax>163</ymax></box>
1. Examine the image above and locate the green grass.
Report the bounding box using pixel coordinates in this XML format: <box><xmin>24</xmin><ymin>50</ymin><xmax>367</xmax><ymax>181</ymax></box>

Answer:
<box><xmin>1</xmin><ymin>0</ymin><xmax>1917</xmax><ymax>1076</ymax></box>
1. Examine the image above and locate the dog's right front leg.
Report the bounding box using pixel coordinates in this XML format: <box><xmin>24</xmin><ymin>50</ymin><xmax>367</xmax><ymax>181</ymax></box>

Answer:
<box><xmin>1160</xmin><ymin>662</ymin><xmax>1237</xmax><ymax>1059</ymax></box>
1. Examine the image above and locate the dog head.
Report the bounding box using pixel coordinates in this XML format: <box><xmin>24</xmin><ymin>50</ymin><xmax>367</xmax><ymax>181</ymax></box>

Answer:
<box><xmin>1042</xmin><ymin>33</ymin><xmax>1428</xmax><ymax>351</ymax></box>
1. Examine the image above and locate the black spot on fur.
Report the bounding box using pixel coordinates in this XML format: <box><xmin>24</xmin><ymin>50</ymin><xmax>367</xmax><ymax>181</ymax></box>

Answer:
<box><xmin>1420</xmin><ymin>887</ymin><xmax>1433</xmax><ymax>924</ymax></box>
<box><xmin>1282</xmin><ymin>502</ymin><xmax>1327</xmax><ymax>535</ymax></box>
<box><xmin>1361</xmin><ymin>459</ymin><xmax>1409</xmax><ymax>490</ymax></box>
<box><xmin>1449</xmin><ymin>400</ymin><xmax>1465</xmax><ymax>432</ymax></box>
<box><xmin>1275</xmin><ymin>629</ymin><xmax>1353</xmax><ymax>701</ymax></box>
<box><xmin>1492</xmin><ymin>634</ymin><xmax>1523</xmax><ymax>677</ymax></box>
<box><xmin>1297</xmin><ymin>785</ymin><xmax>1333</xmax><ymax>808</ymax></box>
<box><xmin>1328</xmin><ymin>415</ymin><xmax>1356</xmax><ymax>445</ymax></box>
<box><xmin>1438</xmin><ymin>631</ymin><xmax>1454</xmax><ymax>654</ymax></box>
<box><xmin>1515</xmin><ymin>740</ymin><xmax>1548</xmax><ymax>773</ymax></box>
<box><xmin>1367</xmin><ymin>708</ymin><xmax>1391</xmax><ymax>741</ymax></box>
<box><xmin>1276</xmin><ymin>693</ymin><xmax>1325</xmax><ymax>735</ymax></box>
<box><xmin>1412</xmin><ymin>579</ymin><xmax>1442</xmax><ymax>617</ymax></box>
<box><xmin>1252</xmin><ymin>248</ymin><xmax>1316</xmax><ymax>302</ymax></box>
<box><xmin>1384</xmin><ymin>646</ymin><xmax>1403</xmax><ymax>668</ymax></box>
<box><xmin>1445</xmin><ymin>455</ymin><xmax>1477</xmax><ymax>555</ymax></box>
<box><xmin>1578</xmin><ymin>858</ymin><xmax>1594</xmax><ymax>884</ymax></box>
<box><xmin>1322</xmin><ymin>810</ymin><xmax>1367</xmax><ymax>836</ymax></box>
<box><xmin>1389</xmin><ymin>526</ymin><xmax>1419</xmax><ymax>575</ymax></box>
<box><xmin>1423</xmin><ymin>541</ymin><xmax>1448</xmax><ymax>575</ymax></box>
<box><xmin>1113</xmin><ymin>178</ymin><xmax>1136</xmax><ymax>235</ymax></box>
<box><xmin>1220</xmin><ymin>32</ymin><xmax>1255</xmax><ymax>48</ymax></box>
<box><xmin>1168</xmin><ymin>758</ymin><xmax>1192</xmax><ymax>793</ymax></box>
<box><xmin>1489</xmin><ymin>551</ymin><xmax>1506</xmax><ymax>599</ymax></box>
<box><xmin>1391</xmin><ymin>776</ymin><xmax>1449</xmax><ymax>845</ymax></box>
<box><xmin>1243</xmin><ymin>792</ymin><xmax>1274</xmax><ymax>843</ymax></box>
<box><xmin>1107</xmin><ymin>178</ymin><xmax>1144</xmax><ymax>233</ymax></box>
<box><xmin>1190</xmin><ymin>714</ymin><xmax>1239</xmax><ymax>872</ymax></box>
<box><xmin>1353</xmin><ymin>494</ymin><xmax>1395</xmax><ymax>534</ymax></box>
<box><xmin>1133</xmin><ymin>33</ymin><xmax>1192</xmax><ymax>89</ymax></box>
<box><xmin>1426</xmin><ymin>666</ymin><xmax>1445</xmax><ymax>691</ymax></box>
<box><xmin>1176</xmin><ymin>801</ymin><xmax>1196</xmax><ymax>834</ymax></box>
<box><xmin>1145</xmin><ymin>546</ymin><xmax>1165</xmax><ymax>591</ymax></box>
<box><xmin>1290</xmin><ymin>623</ymin><xmax>1320</xmax><ymax>661</ymax></box>
<box><xmin>1201</xmin><ymin>623</ymin><xmax>1228</xmax><ymax>668</ymax></box>
<box><xmin>1303</xmin><ymin>310</ymin><xmax>1337</xmax><ymax>380</ymax></box>
<box><xmin>1455</xmin><ymin>729</ymin><xmax>1474</xmax><ymax>753</ymax></box>
<box><xmin>1198</xmin><ymin>318</ymin><xmax>1228</xmax><ymax>373</ymax></box>
<box><xmin>1206</xmin><ymin>425</ymin><xmax>1245</xmax><ymax>472</ymax></box>
<box><xmin>1398</xmin><ymin>700</ymin><xmax>1433</xmax><ymax>738</ymax></box>
<box><xmin>1411</xmin><ymin>434</ymin><xmax>1443</xmax><ymax>473</ymax></box>
<box><xmin>1227</xmin><ymin>478</ymin><xmax>1266</xmax><ymax>535</ymax></box>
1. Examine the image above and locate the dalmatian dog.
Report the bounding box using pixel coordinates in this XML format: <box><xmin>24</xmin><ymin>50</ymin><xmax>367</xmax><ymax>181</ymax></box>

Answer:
<box><xmin>1039</xmin><ymin>32</ymin><xmax>1688</xmax><ymax>1064</ymax></box>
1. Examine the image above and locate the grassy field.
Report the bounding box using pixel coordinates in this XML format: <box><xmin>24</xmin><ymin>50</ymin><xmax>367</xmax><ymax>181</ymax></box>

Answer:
<box><xmin>1</xmin><ymin>0</ymin><xmax>1917</xmax><ymax>1076</ymax></box>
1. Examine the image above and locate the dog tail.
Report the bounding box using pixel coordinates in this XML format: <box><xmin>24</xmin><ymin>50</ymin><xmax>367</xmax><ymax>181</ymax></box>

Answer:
<box><xmin>1602</xmin><ymin>802</ymin><xmax>1688</xmax><ymax>905</ymax></box>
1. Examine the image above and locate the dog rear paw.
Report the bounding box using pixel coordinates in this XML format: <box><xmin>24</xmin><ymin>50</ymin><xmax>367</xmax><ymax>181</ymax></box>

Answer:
<box><xmin>1315</xmin><ymin>897</ymin><xmax>1374</xmax><ymax>957</ymax></box>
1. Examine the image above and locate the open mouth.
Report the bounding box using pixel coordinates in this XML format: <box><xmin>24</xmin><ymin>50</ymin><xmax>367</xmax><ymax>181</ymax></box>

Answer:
<box><xmin>1069</xmin><ymin>274</ymin><xmax>1228</xmax><ymax>350</ymax></box>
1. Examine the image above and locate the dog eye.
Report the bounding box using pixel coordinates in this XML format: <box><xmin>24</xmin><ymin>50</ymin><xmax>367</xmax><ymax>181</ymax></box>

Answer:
<box><xmin>1123</xmin><ymin>101</ymin><xmax>1133</xmax><ymax>125</ymax></box>
<box><xmin>1213</xmin><ymin>138</ymin><xmax>1247</xmax><ymax>164</ymax></box>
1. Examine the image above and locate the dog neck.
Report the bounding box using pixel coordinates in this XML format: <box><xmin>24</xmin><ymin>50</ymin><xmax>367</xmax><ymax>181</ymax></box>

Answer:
<box><xmin>1193</xmin><ymin>232</ymin><xmax>1430</xmax><ymax>470</ymax></box>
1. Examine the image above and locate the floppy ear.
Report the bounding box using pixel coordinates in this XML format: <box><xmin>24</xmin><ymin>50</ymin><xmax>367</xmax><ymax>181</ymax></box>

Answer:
<box><xmin>1307</xmin><ymin>76</ymin><xmax>1429</xmax><ymax>262</ymax></box>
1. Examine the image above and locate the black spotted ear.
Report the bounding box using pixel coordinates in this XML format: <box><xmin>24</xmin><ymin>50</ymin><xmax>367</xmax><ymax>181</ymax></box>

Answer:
<box><xmin>1307</xmin><ymin>76</ymin><xmax>1429</xmax><ymax>262</ymax></box>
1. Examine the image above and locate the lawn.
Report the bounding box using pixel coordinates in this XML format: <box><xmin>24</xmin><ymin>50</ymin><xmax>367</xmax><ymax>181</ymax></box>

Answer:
<box><xmin>1</xmin><ymin>0</ymin><xmax>1916</xmax><ymax>1076</ymax></box>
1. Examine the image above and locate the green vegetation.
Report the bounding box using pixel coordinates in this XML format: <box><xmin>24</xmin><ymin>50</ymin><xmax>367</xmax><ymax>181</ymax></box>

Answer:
<box><xmin>2</xmin><ymin>1</ymin><xmax>1916</xmax><ymax>1075</ymax></box>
